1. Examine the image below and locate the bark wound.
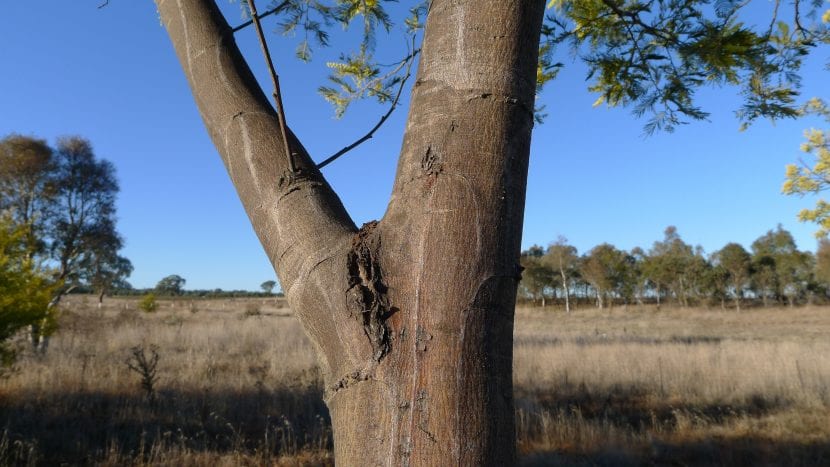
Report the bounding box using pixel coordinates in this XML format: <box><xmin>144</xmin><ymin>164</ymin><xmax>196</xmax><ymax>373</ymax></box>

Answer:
<box><xmin>421</xmin><ymin>146</ymin><xmax>442</xmax><ymax>177</ymax></box>
<box><xmin>346</xmin><ymin>221</ymin><xmax>391</xmax><ymax>361</ymax></box>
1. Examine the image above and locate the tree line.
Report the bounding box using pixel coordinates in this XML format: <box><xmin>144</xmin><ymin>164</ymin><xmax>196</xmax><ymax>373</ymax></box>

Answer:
<box><xmin>520</xmin><ymin>225</ymin><xmax>830</xmax><ymax>311</ymax></box>
<box><xmin>100</xmin><ymin>274</ymin><xmax>284</xmax><ymax>298</ymax></box>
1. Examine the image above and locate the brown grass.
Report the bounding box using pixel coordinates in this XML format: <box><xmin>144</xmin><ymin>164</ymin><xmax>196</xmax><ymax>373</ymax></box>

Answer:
<box><xmin>1</xmin><ymin>298</ymin><xmax>828</xmax><ymax>465</ymax></box>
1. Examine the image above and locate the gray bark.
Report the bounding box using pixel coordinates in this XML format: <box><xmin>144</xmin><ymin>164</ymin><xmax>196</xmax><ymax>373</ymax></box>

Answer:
<box><xmin>155</xmin><ymin>0</ymin><xmax>545</xmax><ymax>464</ymax></box>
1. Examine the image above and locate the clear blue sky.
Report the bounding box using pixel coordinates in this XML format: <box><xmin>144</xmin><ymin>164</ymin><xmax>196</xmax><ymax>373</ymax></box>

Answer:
<box><xmin>1</xmin><ymin>1</ymin><xmax>827</xmax><ymax>291</ymax></box>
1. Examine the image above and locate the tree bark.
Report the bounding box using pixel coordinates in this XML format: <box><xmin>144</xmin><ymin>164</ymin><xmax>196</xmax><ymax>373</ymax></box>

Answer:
<box><xmin>156</xmin><ymin>0</ymin><xmax>545</xmax><ymax>464</ymax></box>
<box><xmin>560</xmin><ymin>269</ymin><xmax>570</xmax><ymax>313</ymax></box>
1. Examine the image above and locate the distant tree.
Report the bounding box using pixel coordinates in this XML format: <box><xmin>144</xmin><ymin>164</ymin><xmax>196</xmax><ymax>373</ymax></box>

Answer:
<box><xmin>713</xmin><ymin>243</ymin><xmax>752</xmax><ymax>311</ymax></box>
<box><xmin>260</xmin><ymin>280</ymin><xmax>277</xmax><ymax>294</ymax></box>
<box><xmin>520</xmin><ymin>246</ymin><xmax>555</xmax><ymax>307</ymax></box>
<box><xmin>629</xmin><ymin>247</ymin><xmax>650</xmax><ymax>305</ymax></box>
<box><xmin>80</xmin><ymin>222</ymin><xmax>133</xmax><ymax>307</ymax></box>
<box><xmin>0</xmin><ymin>217</ymin><xmax>55</xmax><ymax>367</ymax></box>
<box><xmin>580</xmin><ymin>243</ymin><xmax>628</xmax><ymax>309</ymax></box>
<box><xmin>703</xmin><ymin>262</ymin><xmax>730</xmax><ymax>309</ymax></box>
<box><xmin>646</xmin><ymin>227</ymin><xmax>699</xmax><ymax>307</ymax></box>
<box><xmin>750</xmin><ymin>225</ymin><xmax>800</xmax><ymax>306</ymax></box>
<box><xmin>815</xmin><ymin>238</ymin><xmax>830</xmax><ymax>289</ymax></box>
<box><xmin>0</xmin><ymin>135</ymin><xmax>56</xmax><ymax>255</ymax></box>
<box><xmin>777</xmin><ymin>250</ymin><xmax>814</xmax><ymax>306</ymax></box>
<box><xmin>545</xmin><ymin>236</ymin><xmax>578</xmax><ymax>312</ymax></box>
<box><xmin>156</xmin><ymin>274</ymin><xmax>186</xmax><ymax>296</ymax></box>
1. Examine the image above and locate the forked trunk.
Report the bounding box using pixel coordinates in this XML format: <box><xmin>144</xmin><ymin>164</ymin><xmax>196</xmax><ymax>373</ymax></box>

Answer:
<box><xmin>156</xmin><ymin>0</ymin><xmax>545</xmax><ymax>464</ymax></box>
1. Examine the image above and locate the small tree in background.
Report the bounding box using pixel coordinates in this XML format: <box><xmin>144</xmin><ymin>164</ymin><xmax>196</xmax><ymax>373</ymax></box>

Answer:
<box><xmin>713</xmin><ymin>243</ymin><xmax>752</xmax><ymax>311</ymax></box>
<box><xmin>155</xmin><ymin>275</ymin><xmax>186</xmax><ymax>296</ymax></box>
<box><xmin>80</xmin><ymin>219</ymin><xmax>133</xmax><ymax>307</ymax></box>
<box><xmin>260</xmin><ymin>280</ymin><xmax>277</xmax><ymax>294</ymax></box>
<box><xmin>545</xmin><ymin>236</ymin><xmax>578</xmax><ymax>312</ymax></box>
<box><xmin>138</xmin><ymin>294</ymin><xmax>158</xmax><ymax>313</ymax></box>
<box><xmin>520</xmin><ymin>246</ymin><xmax>555</xmax><ymax>307</ymax></box>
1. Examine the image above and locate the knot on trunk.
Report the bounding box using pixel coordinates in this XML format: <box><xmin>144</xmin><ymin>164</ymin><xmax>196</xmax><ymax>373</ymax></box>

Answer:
<box><xmin>346</xmin><ymin>221</ymin><xmax>391</xmax><ymax>361</ymax></box>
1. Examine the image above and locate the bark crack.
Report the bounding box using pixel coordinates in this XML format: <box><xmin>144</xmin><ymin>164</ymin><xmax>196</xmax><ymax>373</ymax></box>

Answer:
<box><xmin>346</xmin><ymin>221</ymin><xmax>392</xmax><ymax>362</ymax></box>
<box><xmin>326</xmin><ymin>368</ymin><xmax>374</xmax><ymax>399</ymax></box>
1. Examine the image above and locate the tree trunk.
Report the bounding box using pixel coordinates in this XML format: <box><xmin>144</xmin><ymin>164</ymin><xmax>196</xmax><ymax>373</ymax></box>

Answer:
<box><xmin>155</xmin><ymin>0</ymin><xmax>545</xmax><ymax>464</ymax></box>
<box><xmin>561</xmin><ymin>273</ymin><xmax>570</xmax><ymax>313</ymax></box>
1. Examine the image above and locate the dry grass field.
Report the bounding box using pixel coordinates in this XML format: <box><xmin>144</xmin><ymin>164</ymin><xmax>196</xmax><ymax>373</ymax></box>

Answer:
<box><xmin>1</xmin><ymin>297</ymin><xmax>829</xmax><ymax>466</ymax></box>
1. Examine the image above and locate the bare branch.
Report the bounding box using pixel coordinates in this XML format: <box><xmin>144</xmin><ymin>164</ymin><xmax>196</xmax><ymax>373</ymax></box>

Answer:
<box><xmin>317</xmin><ymin>45</ymin><xmax>419</xmax><ymax>169</ymax></box>
<box><xmin>232</xmin><ymin>0</ymin><xmax>289</xmax><ymax>33</ymax></box>
<box><xmin>246</xmin><ymin>0</ymin><xmax>296</xmax><ymax>173</ymax></box>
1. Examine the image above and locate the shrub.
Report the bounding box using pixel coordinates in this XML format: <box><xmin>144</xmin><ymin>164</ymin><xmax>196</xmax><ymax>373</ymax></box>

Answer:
<box><xmin>138</xmin><ymin>294</ymin><xmax>158</xmax><ymax>313</ymax></box>
<box><xmin>0</xmin><ymin>219</ymin><xmax>56</xmax><ymax>367</ymax></box>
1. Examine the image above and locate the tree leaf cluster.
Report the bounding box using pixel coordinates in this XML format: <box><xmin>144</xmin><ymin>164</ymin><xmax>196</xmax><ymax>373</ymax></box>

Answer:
<box><xmin>541</xmin><ymin>0</ymin><xmax>827</xmax><ymax>133</ymax></box>
<box><xmin>783</xmin><ymin>98</ymin><xmax>830</xmax><ymax>236</ymax></box>
<box><xmin>234</xmin><ymin>0</ymin><xmax>425</xmax><ymax>118</ymax></box>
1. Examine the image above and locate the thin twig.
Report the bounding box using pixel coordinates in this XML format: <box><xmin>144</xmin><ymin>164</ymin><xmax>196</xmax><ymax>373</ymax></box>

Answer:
<box><xmin>247</xmin><ymin>0</ymin><xmax>296</xmax><ymax>173</ymax></box>
<box><xmin>317</xmin><ymin>43</ymin><xmax>419</xmax><ymax>169</ymax></box>
<box><xmin>232</xmin><ymin>0</ymin><xmax>290</xmax><ymax>33</ymax></box>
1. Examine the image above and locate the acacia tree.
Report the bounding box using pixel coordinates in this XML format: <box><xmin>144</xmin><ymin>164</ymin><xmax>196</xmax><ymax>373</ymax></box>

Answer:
<box><xmin>260</xmin><ymin>280</ymin><xmax>277</xmax><ymax>294</ymax></box>
<box><xmin>0</xmin><ymin>217</ymin><xmax>55</xmax><ymax>367</ymax></box>
<box><xmin>152</xmin><ymin>0</ymin><xmax>825</xmax><ymax>463</ymax></box>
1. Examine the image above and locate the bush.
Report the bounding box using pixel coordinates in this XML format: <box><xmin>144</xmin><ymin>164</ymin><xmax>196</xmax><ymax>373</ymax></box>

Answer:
<box><xmin>138</xmin><ymin>294</ymin><xmax>158</xmax><ymax>313</ymax></box>
<box><xmin>0</xmin><ymin>219</ymin><xmax>56</xmax><ymax>367</ymax></box>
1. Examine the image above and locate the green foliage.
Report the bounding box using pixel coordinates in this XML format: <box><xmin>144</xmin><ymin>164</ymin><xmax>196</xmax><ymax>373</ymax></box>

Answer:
<box><xmin>234</xmin><ymin>0</ymin><xmax>420</xmax><ymax>118</ymax></box>
<box><xmin>520</xmin><ymin>246</ymin><xmax>555</xmax><ymax>305</ymax></box>
<box><xmin>815</xmin><ymin>238</ymin><xmax>830</xmax><ymax>286</ymax></box>
<box><xmin>580</xmin><ymin>243</ymin><xmax>631</xmax><ymax>307</ymax></box>
<box><xmin>238</xmin><ymin>0</ymin><xmax>827</xmax><ymax>132</ymax></box>
<box><xmin>543</xmin><ymin>0</ymin><xmax>825</xmax><ymax>133</ymax></box>
<box><xmin>0</xmin><ymin>218</ymin><xmax>55</xmax><ymax>366</ymax></box>
<box><xmin>138</xmin><ymin>293</ymin><xmax>158</xmax><ymax>313</ymax></box>
<box><xmin>783</xmin><ymin>99</ymin><xmax>830</xmax><ymax>237</ymax></box>
<box><xmin>0</xmin><ymin>134</ymin><xmax>130</xmax><ymax>295</ymax></box>
<box><xmin>155</xmin><ymin>274</ymin><xmax>186</xmax><ymax>296</ymax></box>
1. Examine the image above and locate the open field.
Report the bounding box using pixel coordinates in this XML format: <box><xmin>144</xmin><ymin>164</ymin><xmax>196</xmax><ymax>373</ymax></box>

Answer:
<box><xmin>2</xmin><ymin>297</ymin><xmax>829</xmax><ymax>465</ymax></box>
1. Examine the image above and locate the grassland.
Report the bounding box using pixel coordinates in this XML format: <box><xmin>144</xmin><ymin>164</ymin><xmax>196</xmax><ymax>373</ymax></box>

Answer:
<box><xmin>1</xmin><ymin>297</ymin><xmax>829</xmax><ymax>465</ymax></box>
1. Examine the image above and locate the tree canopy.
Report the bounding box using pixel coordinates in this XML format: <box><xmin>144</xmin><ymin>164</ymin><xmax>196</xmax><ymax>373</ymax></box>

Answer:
<box><xmin>228</xmin><ymin>0</ymin><xmax>828</xmax><ymax>135</ymax></box>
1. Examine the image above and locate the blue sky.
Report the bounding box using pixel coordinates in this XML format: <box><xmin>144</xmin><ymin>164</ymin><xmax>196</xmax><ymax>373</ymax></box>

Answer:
<box><xmin>1</xmin><ymin>1</ymin><xmax>827</xmax><ymax>291</ymax></box>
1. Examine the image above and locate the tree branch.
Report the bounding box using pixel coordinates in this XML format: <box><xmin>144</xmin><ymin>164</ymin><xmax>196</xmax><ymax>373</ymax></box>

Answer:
<box><xmin>245</xmin><ymin>0</ymin><xmax>296</xmax><ymax>173</ymax></box>
<box><xmin>154</xmin><ymin>0</ymin><xmax>356</xmax><ymax>279</ymax></box>
<box><xmin>317</xmin><ymin>46</ymin><xmax>418</xmax><ymax>169</ymax></box>
<box><xmin>231</xmin><ymin>0</ymin><xmax>289</xmax><ymax>33</ymax></box>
